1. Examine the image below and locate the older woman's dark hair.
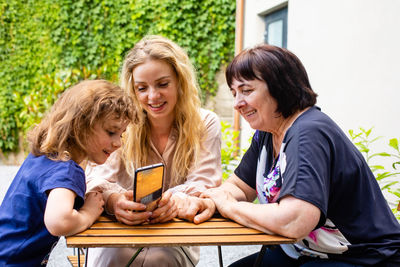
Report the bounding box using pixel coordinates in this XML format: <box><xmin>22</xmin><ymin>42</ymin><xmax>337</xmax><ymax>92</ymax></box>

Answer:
<box><xmin>226</xmin><ymin>44</ymin><xmax>317</xmax><ymax>118</ymax></box>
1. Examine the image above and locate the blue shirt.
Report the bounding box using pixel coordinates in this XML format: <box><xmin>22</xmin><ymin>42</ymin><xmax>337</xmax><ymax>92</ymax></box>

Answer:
<box><xmin>0</xmin><ymin>153</ymin><xmax>85</xmax><ymax>266</ymax></box>
<box><xmin>235</xmin><ymin>106</ymin><xmax>400</xmax><ymax>265</ymax></box>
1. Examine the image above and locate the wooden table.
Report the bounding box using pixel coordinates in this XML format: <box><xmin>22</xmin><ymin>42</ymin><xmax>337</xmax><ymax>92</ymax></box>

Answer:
<box><xmin>66</xmin><ymin>215</ymin><xmax>296</xmax><ymax>267</ymax></box>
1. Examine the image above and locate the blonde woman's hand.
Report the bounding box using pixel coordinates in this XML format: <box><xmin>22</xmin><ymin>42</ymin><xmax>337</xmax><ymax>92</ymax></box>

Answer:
<box><xmin>149</xmin><ymin>191</ymin><xmax>178</xmax><ymax>224</ymax></box>
<box><xmin>109</xmin><ymin>191</ymin><xmax>151</xmax><ymax>225</ymax></box>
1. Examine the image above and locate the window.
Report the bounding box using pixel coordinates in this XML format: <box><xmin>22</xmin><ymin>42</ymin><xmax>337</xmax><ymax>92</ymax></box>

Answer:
<box><xmin>264</xmin><ymin>7</ymin><xmax>288</xmax><ymax>48</ymax></box>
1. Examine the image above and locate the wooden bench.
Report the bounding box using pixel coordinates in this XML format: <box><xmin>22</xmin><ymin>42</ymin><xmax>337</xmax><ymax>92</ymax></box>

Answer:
<box><xmin>67</xmin><ymin>254</ymin><xmax>85</xmax><ymax>267</ymax></box>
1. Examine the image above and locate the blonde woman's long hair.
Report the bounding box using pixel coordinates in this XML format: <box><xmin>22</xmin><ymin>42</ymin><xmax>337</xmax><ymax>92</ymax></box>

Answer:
<box><xmin>121</xmin><ymin>35</ymin><xmax>205</xmax><ymax>186</ymax></box>
<box><xmin>28</xmin><ymin>80</ymin><xmax>133</xmax><ymax>162</ymax></box>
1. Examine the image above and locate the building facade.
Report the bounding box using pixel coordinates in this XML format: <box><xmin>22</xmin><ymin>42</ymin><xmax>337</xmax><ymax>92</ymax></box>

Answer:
<box><xmin>235</xmin><ymin>0</ymin><xmax>400</xmax><ymax>157</ymax></box>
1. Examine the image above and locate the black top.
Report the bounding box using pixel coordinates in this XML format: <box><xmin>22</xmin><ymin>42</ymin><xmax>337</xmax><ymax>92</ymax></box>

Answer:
<box><xmin>235</xmin><ymin>106</ymin><xmax>400</xmax><ymax>265</ymax></box>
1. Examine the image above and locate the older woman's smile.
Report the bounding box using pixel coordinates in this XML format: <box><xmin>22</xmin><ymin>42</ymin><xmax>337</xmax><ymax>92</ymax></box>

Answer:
<box><xmin>243</xmin><ymin>110</ymin><xmax>257</xmax><ymax>117</ymax></box>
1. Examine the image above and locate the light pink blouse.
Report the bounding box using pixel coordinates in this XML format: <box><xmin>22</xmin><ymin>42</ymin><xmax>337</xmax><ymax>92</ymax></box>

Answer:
<box><xmin>85</xmin><ymin>109</ymin><xmax>221</xmax><ymax>266</ymax></box>
<box><xmin>86</xmin><ymin>108</ymin><xmax>222</xmax><ymax>209</ymax></box>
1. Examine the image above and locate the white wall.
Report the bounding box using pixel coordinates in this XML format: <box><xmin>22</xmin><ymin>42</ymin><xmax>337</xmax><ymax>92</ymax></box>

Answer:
<box><xmin>241</xmin><ymin>0</ymin><xmax>400</xmax><ymax>162</ymax></box>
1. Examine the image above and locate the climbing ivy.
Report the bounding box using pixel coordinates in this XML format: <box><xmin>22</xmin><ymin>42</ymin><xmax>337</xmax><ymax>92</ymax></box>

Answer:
<box><xmin>0</xmin><ymin>0</ymin><xmax>236</xmax><ymax>154</ymax></box>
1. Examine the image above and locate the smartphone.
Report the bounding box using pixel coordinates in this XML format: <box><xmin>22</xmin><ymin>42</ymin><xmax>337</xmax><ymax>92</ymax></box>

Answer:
<box><xmin>133</xmin><ymin>163</ymin><xmax>164</xmax><ymax>212</ymax></box>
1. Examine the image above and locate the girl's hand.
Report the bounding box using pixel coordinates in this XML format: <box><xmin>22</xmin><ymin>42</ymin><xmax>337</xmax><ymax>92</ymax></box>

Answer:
<box><xmin>81</xmin><ymin>191</ymin><xmax>104</xmax><ymax>223</ymax></box>
<box><xmin>172</xmin><ymin>194</ymin><xmax>215</xmax><ymax>224</ymax></box>
<box><xmin>110</xmin><ymin>191</ymin><xmax>152</xmax><ymax>225</ymax></box>
<box><xmin>201</xmin><ymin>188</ymin><xmax>237</xmax><ymax>218</ymax></box>
<box><xmin>149</xmin><ymin>191</ymin><xmax>178</xmax><ymax>224</ymax></box>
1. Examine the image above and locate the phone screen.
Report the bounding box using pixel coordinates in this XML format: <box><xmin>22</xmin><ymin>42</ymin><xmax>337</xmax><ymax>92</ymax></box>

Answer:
<box><xmin>134</xmin><ymin>163</ymin><xmax>164</xmax><ymax>208</ymax></box>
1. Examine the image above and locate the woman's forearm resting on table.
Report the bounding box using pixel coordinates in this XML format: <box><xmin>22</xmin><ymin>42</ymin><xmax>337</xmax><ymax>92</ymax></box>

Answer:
<box><xmin>203</xmin><ymin>175</ymin><xmax>320</xmax><ymax>239</ymax></box>
<box><xmin>219</xmin><ymin>195</ymin><xmax>320</xmax><ymax>239</ymax></box>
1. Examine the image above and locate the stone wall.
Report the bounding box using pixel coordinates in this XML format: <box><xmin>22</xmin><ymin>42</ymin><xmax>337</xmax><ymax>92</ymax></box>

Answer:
<box><xmin>204</xmin><ymin>67</ymin><xmax>234</xmax><ymax>125</ymax></box>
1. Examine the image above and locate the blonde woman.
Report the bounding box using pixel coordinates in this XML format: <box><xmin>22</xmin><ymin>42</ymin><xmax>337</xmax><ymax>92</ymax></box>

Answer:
<box><xmin>86</xmin><ymin>35</ymin><xmax>222</xmax><ymax>267</ymax></box>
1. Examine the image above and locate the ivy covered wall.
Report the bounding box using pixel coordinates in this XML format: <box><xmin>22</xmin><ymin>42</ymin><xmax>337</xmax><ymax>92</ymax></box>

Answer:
<box><xmin>0</xmin><ymin>0</ymin><xmax>236</xmax><ymax>154</ymax></box>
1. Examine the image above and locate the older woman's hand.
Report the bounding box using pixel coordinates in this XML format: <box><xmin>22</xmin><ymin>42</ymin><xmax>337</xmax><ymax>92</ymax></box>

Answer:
<box><xmin>172</xmin><ymin>194</ymin><xmax>215</xmax><ymax>224</ymax></box>
<box><xmin>201</xmin><ymin>188</ymin><xmax>238</xmax><ymax>219</ymax></box>
<box><xmin>149</xmin><ymin>191</ymin><xmax>178</xmax><ymax>224</ymax></box>
<box><xmin>108</xmin><ymin>191</ymin><xmax>151</xmax><ymax>225</ymax></box>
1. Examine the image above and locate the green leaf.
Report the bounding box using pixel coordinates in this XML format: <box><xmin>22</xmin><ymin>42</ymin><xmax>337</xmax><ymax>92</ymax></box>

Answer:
<box><xmin>376</xmin><ymin>172</ymin><xmax>395</xmax><ymax>180</ymax></box>
<box><xmin>381</xmin><ymin>181</ymin><xmax>398</xmax><ymax>190</ymax></box>
<box><xmin>393</xmin><ymin>162</ymin><xmax>400</xmax><ymax>170</ymax></box>
<box><xmin>370</xmin><ymin>152</ymin><xmax>391</xmax><ymax>157</ymax></box>
<box><xmin>389</xmin><ymin>138</ymin><xmax>399</xmax><ymax>151</ymax></box>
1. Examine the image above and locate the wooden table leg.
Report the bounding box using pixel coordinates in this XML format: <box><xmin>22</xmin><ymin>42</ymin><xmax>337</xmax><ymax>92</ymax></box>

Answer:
<box><xmin>218</xmin><ymin>246</ymin><xmax>223</xmax><ymax>267</ymax></box>
<box><xmin>253</xmin><ymin>245</ymin><xmax>267</xmax><ymax>267</ymax></box>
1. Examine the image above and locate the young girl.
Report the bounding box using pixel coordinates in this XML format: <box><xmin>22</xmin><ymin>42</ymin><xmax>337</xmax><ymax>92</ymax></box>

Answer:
<box><xmin>0</xmin><ymin>80</ymin><xmax>133</xmax><ymax>266</ymax></box>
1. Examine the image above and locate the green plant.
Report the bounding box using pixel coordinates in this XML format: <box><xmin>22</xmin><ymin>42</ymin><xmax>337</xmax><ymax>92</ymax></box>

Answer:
<box><xmin>0</xmin><ymin>0</ymin><xmax>236</xmax><ymax>154</ymax></box>
<box><xmin>349</xmin><ymin>127</ymin><xmax>400</xmax><ymax>220</ymax></box>
<box><xmin>387</xmin><ymin>138</ymin><xmax>400</xmax><ymax>220</ymax></box>
<box><xmin>220</xmin><ymin>121</ymin><xmax>240</xmax><ymax>181</ymax></box>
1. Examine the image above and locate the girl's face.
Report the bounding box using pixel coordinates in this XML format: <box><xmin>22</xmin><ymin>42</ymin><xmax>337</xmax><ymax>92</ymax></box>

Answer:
<box><xmin>85</xmin><ymin>117</ymin><xmax>129</xmax><ymax>165</ymax></box>
<box><xmin>132</xmin><ymin>59</ymin><xmax>179</xmax><ymax>124</ymax></box>
<box><xmin>230</xmin><ymin>78</ymin><xmax>279</xmax><ymax>132</ymax></box>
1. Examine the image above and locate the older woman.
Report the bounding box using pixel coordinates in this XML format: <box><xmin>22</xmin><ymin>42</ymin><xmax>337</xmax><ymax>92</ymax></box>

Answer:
<box><xmin>203</xmin><ymin>44</ymin><xmax>400</xmax><ymax>266</ymax></box>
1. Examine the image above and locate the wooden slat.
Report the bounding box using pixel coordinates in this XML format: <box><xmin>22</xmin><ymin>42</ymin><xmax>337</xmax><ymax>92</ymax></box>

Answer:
<box><xmin>73</xmin><ymin>227</ymin><xmax>262</xmax><ymax>237</ymax></box>
<box><xmin>90</xmin><ymin>220</ymin><xmax>243</xmax><ymax>229</ymax></box>
<box><xmin>67</xmin><ymin>234</ymin><xmax>294</xmax><ymax>248</ymax></box>
<box><xmin>67</xmin><ymin>255</ymin><xmax>84</xmax><ymax>267</ymax></box>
